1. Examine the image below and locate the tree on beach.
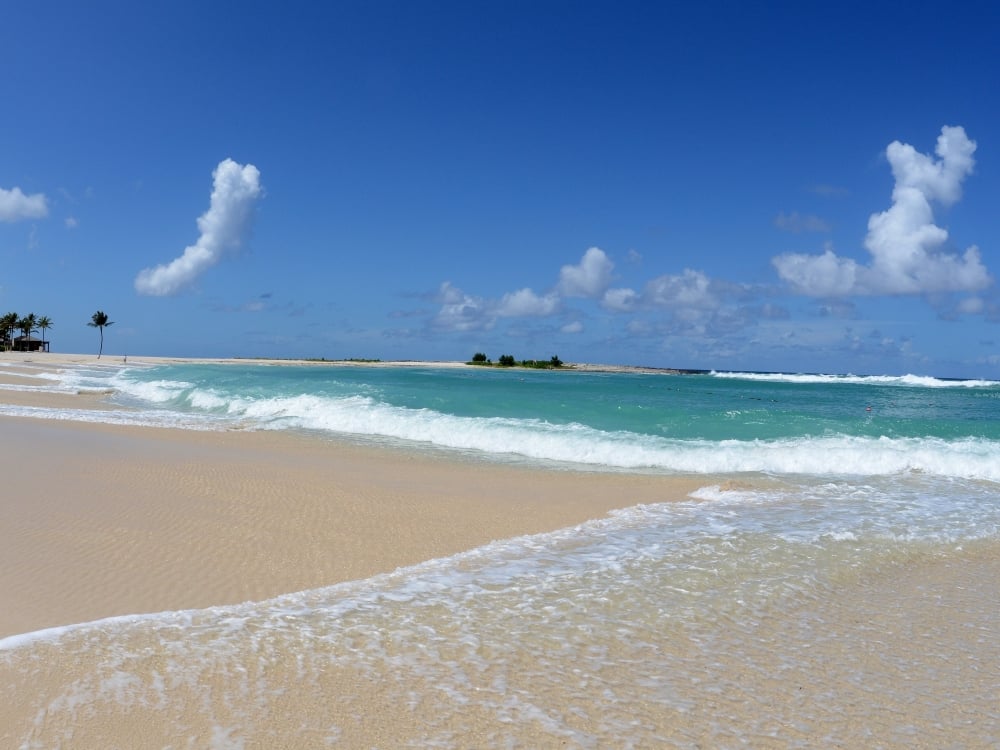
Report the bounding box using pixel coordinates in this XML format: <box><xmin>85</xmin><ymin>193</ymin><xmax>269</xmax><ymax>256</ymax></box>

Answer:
<box><xmin>88</xmin><ymin>310</ymin><xmax>114</xmax><ymax>358</ymax></box>
<box><xmin>17</xmin><ymin>313</ymin><xmax>37</xmax><ymax>349</ymax></box>
<box><xmin>37</xmin><ymin>316</ymin><xmax>52</xmax><ymax>348</ymax></box>
<box><xmin>1</xmin><ymin>312</ymin><xmax>17</xmax><ymax>351</ymax></box>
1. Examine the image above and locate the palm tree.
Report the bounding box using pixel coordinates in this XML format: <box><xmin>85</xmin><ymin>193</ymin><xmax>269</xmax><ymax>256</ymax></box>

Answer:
<box><xmin>17</xmin><ymin>313</ymin><xmax>37</xmax><ymax>351</ymax></box>
<box><xmin>1</xmin><ymin>312</ymin><xmax>17</xmax><ymax>351</ymax></box>
<box><xmin>87</xmin><ymin>310</ymin><xmax>114</xmax><ymax>358</ymax></box>
<box><xmin>37</xmin><ymin>316</ymin><xmax>52</xmax><ymax>351</ymax></box>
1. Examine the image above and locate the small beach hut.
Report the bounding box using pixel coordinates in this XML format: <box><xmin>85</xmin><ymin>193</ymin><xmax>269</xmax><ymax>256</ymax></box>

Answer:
<box><xmin>13</xmin><ymin>335</ymin><xmax>50</xmax><ymax>353</ymax></box>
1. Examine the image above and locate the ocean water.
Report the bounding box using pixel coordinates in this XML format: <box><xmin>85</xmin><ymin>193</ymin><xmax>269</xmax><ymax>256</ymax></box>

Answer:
<box><xmin>2</xmin><ymin>361</ymin><xmax>999</xmax><ymax>747</ymax></box>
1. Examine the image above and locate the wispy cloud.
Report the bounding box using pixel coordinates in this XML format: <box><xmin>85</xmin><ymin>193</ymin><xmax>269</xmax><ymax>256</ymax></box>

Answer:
<box><xmin>774</xmin><ymin>125</ymin><xmax>991</xmax><ymax>298</ymax></box>
<box><xmin>135</xmin><ymin>159</ymin><xmax>263</xmax><ymax>296</ymax></box>
<box><xmin>807</xmin><ymin>184</ymin><xmax>849</xmax><ymax>198</ymax></box>
<box><xmin>0</xmin><ymin>186</ymin><xmax>48</xmax><ymax>222</ymax></box>
<box><xmin>773</xmin><ymin>211</ymin><xmax>831</xmax><ymax>233</ymax></box>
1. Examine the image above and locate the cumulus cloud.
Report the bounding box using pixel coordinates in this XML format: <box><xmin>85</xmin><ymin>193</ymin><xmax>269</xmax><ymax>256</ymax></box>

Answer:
<box><xmin>432</xmin><ymin>282</ymin><xmax>494</xmax><ymax>331</ymax></box>
<box><xmin>429</xmin><ymin>246</ymin><xmax>761</xmax><ymax>344</ymax></box>
<box><xmin>558</xmin><ymin>246</ymin><xmax>614</xmax><ymax>298</ymax></box>
<box><xmin>774</xmin><ymin>126</ymin><xmax>991</xmax><ymax>297</ymax></box>
<box><xmin>0</xmin><ymin>186</ymin><xmax>48</xmax><ymax>222</ymax></box>
<box><xmin>497</xmin><ymin>288</ymin><xmax>560</xmax><ymax>317</ymax></box>
<box><xmin>433</xmin><ymin>247</ymin><xmax>619</xmax><ymax>331</ymax></box>
<box><xmin>135</xmin><ymin>159</ymin><xmax>262</xmax><ymax>296</ymax></box>
<box><xmin>773</xmin><ymin>244</ymin><xmax>857</xmax><ymax>297</ymax></box>
<box><xmin>602</xmin><ymin>287</ymin><xmax>639</xmax><ymax>312</ymax></box>
<box><xmin>644</xmin><ymin>269</ymin><xmax>717</xmax><ymax>309</ymax></box>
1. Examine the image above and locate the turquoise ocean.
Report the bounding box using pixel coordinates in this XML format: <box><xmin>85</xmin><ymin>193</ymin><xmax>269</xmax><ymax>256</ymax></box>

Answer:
<box><xmin>2</xmin><ymin>360</ymin><xmax>999</xmax><ymax>747</ymax></box>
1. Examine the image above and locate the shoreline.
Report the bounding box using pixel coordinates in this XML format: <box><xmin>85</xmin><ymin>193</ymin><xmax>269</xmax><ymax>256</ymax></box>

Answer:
<box><xmin>0</xmin><ymin>357</ymin><xmax>707</xmax><ymax>639</ymax></box>
<box><xmin>0</xmin><ymin>349</ymin><xmax>706</xmax><ymax>375</ymax></box>
<box><xmin>3</xmin><ymin>353</ymin><xmax>999</xmax><ymax>747</ymax></box>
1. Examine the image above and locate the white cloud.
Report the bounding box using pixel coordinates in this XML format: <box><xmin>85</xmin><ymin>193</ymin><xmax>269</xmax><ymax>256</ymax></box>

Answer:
<box><xmin>135</xmin><ymin>158</ymin><xmax>262</xmax><ymax>296</ymax></box>
<box><xmin>644</xmin><ymin>269</ymin><xmax>716</xmax><ymax>309</ymax></box>
<box><xmin>436</xmin><ymin>281</ymin><xmax>466</xmax><ymax>305</ymax></box>
<box><xmin>602</xmin><ymin>287</ymin><xmax>638</xmax><ymax>311</ymax></box>
<box><xmin>497</xmin><ymin>288</ymin><xmax>560</xmax><ymax>317</ymax></box>
<box><xmin>0</xmin><ymin>186</ymin><xmax>48</xmax><ymax>222</ymax></box>
<box><xmin>65</xmin><ymin>216</ymin><xmax>78</xmax><ymax>229</ymax></box>
<box><xmin>774</xmin><ymin>126</ymin><xmax>991</xmax><ymax>297</ymax></box>
<box><xmin>434</xmin><ymin>247</ymin><xmax>617</xmax><ymax>331</ymax></box>
<box><xmin>773</xmin><ymin>245</ymin><xmax>858</xmax><ymax>297</ymax></box>
<box><xmin>561</xmin><ymin>320</ymin><xmax>584</xmax><ymax>334</ymax></box>
<box><xmin>958</xmin><ymin>296</ymin><xmax>984</xmax><ymax>314</ymax></box>
<box><xmin>558</xmin><ymin>246</ymin><xmax>614</xmax><ymax>298</ymax></box>
<box><xmin>432</xmin><ymin>282</ymin><xmax>494</xmax><ymax>331</ymax></box>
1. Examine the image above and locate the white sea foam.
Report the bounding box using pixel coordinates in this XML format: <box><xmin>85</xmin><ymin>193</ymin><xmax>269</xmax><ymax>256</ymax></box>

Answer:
<box><xmin>711</xmin><ymin>371</ymin><xmax>999</xmax><ymax>388</ymax></box>
<box><xmin>8</xmin><ymin>384</ymin><xmax>1000</xmax><ymax>481</ymax></box>
<box><xmin>0</xmin><ymin>403</ymin><xmax>229</xmax><ymax>430</ymax></box>
<box><xmin>0</xmin><ymin>382</ymin><xmax>79</xmax><ymax>394</ymax></box>
<box><xmin>18</xmin><ymin>363</ymin><xmax>1000</xmax><ymax>481</ymax></box>
<box><xmin>4</xmin><ymin>473</ymin><xmax>995</xmax><ymax>657</ymax></box>
<box><xmin>3</xmin><ymin>467</ymin><xmax>996</xmax><ymax>748</ymax></box>
<box><xmin>115</xmin><ymin>377</ymin><xmax>194</xmax><ymax>403</ymax></box>
<box><xmin>228</xmin><ymin>395</ymin><xmax>1000</xmax><ymax>480</ymax></box>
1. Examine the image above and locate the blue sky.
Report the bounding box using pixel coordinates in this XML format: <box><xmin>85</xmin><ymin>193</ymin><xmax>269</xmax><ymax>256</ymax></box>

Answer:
<box><xmin>2</xmin><ymin>1</ymin><xmax>999</xmax><ymax>377</ymax></box>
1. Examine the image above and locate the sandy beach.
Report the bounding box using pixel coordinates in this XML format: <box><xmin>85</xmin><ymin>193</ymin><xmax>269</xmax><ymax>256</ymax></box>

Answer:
<box><xmin>0</xmin><ymin>353</ymin><xmax>701</xmax><ymax>639</ymax></box>
<box><xmin>2</xmin><ymin>353</ymin><xmax>998</xmax><ymax>748</ymax></box>
<box><xmin>0</xmin><ymin>354</ymin><xmax>710</xmax><ymax>746</ymax></box>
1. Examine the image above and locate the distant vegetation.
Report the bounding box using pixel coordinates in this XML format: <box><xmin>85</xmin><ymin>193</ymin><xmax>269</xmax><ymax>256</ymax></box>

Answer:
<box><xmin>305</xmin><ymin>357</ymin><xmax>382</xmax><ymax>363</ymax></box>
<box><xmin>468</xmin><ymin>352</ymin><xmax>564</xmax><ymax>369</ymax></box>
<box><xmin>1</xmin><ymin>311</ymin><xmax>53</xmax><ymax>352</ymax></box>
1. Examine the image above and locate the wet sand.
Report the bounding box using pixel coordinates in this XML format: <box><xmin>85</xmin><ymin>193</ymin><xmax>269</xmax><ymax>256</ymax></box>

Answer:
<box><xmin>0</xmin><ymin>419</ymin><xmax>705</xmax><ymax>640</ymax></box>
